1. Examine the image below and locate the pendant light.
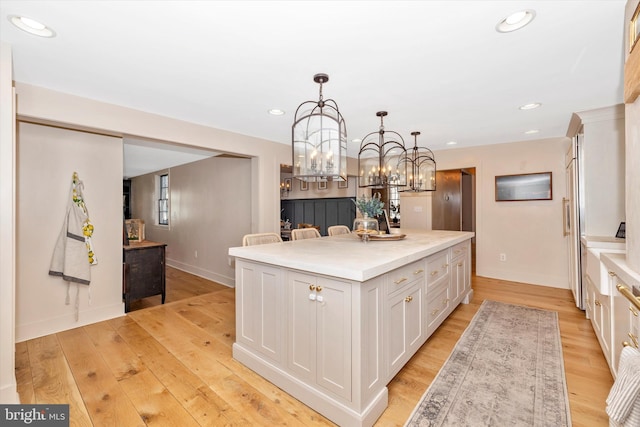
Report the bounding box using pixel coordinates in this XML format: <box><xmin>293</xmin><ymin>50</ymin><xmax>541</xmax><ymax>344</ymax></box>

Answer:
<box><xmin>398</xmin><ymin>131</ymin><xmax>437</xmax><ymax>192</ymax></box>
<box><xmin>292</xmin><ymin>73</ymin><xmax>347</xmax><ymax>182</ymax></box>
<box><xmin>357</xmin><ymin>111</ymin><xmax>407</xmax><ymax>189</ymax></box>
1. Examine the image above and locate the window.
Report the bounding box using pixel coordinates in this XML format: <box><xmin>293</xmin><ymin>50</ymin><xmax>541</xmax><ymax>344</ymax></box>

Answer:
<box><xmin>158</xmin><ymin>173</ymin><xmax>169</xmax><ymax>225</ymax></box>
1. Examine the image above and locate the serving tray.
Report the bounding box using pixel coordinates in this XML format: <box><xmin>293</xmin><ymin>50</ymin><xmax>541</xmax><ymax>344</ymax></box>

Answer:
<box><xmin>358</xmin><ymin>233</ymin><xmax>406</xmax><ymax>241</ymax></box>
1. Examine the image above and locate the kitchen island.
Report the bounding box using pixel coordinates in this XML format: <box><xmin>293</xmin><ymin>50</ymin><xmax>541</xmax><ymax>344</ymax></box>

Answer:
<box><xmin>228</xmin><ymin>229</ymin><xmax>474</xmax><ymax>426</ymax></box>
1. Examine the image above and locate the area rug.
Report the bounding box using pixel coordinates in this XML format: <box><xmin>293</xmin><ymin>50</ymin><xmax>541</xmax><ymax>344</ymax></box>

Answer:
<box><xmin>405</xmin><ymin>300</ymin><xmax>571</xmax><ymax>426</ymax></box>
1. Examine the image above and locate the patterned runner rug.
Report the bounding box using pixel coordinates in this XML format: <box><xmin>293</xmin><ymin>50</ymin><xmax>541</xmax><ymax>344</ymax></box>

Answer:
<box><xmin>405</xmin><ymin>300</ymin><xmax>571</xmax><ymax>426</ymax></box>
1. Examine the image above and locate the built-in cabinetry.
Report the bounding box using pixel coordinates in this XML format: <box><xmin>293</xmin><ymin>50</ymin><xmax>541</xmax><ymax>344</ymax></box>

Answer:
<box><xmin>585</xmin><ymin>251</ymin><xmax>640</xmax><ymax>378</ymax></box>
<box><xmin>287</xmin><ymin>271</ymin><xmax>352</xmax><ymax>400</ymax></box>
<box><xmin>231</xmin><ymin>232</ymin><xmax>473</xmax><ymax>426</ymax></box>
<box><xmin>385</xmin><ymin>259</ymin><xmax>425</xmax><ymax>378</ymax></box>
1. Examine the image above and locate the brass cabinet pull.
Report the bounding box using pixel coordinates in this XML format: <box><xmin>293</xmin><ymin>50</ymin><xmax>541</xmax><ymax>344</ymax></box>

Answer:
<box><xmin>316</xmin><ymin>286</ymin><xmax>323</xmax><ymax>292</ymax></box>
<box><xmin>394</xmin><ymin>277</ymin><xmax>408</xmax><ymax>285</ymax></box>
<box><xmin>595</xmin><ymin>299</ymin><xmax>601</xmax><ymax>307</ymax></box>
<box><xmin>405</xmin><ymin>296</ymin><xmax>413</xmax><ymax>303</ymax></box>
<box><xmin>309</xmin><ymin>285</ymin><xmax>316</xmax><ymax>291</ymax></box>
<box><xmin>608</xmin><ymin>271</ymin><xmax>616</xmax><ymax>277</ymax></box>
<box><xmin>617</xmin><ymin>284</ymin><xmax>640</xmax><ymax>311</ymax></box>
<box><xmin>413</xmin><ymin>269</ymin><xmax>424</xmax><ymax>275</ymax></box>
<box><xmin>431</xmin><ymin>271</ymin><xmax>439</xmax><ymax>276</ymax></box>
<box><xmin>622</xmin><ymin>341</ymin><xmax>635</xmax><ymax>348</ymax></box>
<box><xmin>457</xmin><ymin>262</ymin><xmax>463</xmax><ymax>267</ymax></box>
<box><xmin>454</xmin><ymin>249</ymin><xmax>461</xmax><ymax>254</ymax></box>
<box><xmin>629</xmin><ymin>333</ymin><xmax>639</xmax><ymax>348</ymax></box>
<box><xmin>631</xmin><ymin>306</ymin><xmax>639</xmax><ymax>317</ymax></box>
<box><xmin>431</xmin><ymin>309</ymin><xmax>439</xmax><ymax>316</ymax></box>
<box><xmin>442</xmin><ymin>263</ymin><xmax>449</xmax><ymax>268</ymax></box>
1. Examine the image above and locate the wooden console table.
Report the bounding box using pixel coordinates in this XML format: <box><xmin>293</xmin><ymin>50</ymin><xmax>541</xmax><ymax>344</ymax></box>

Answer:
<box><xmin>123</xmin><ymin>240</ymin><xmax>167</xmax><ymax>312</ymax></box>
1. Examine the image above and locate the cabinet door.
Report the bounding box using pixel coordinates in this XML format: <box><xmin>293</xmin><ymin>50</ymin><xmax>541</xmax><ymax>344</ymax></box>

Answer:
<box><xmin>287</xmin><ymin>271</ymin><xmax>317</xmax><ymax>382</ymax></box>
<box><xmin>236</xmin><ymin>261</ymin><xmax>284</xmax><ymax>364</ymax></box>
<box><xmin>386</xmin><ymin>281</ymin><xmax>424</xmax><ymax>379</ymax></box>
<box><xmin>125</xmin><ymin>246</ymin><xmax>164</xmax><ymax>299</ymax></box>
<box><xmin>315</xmin><ymin>276</ymin><xmax>352</xmax><ymax>399</ymax></box>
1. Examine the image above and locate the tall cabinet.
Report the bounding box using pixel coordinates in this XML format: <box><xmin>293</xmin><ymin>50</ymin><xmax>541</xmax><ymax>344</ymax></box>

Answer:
<box><xmin>565</xmin><ymin>105</ymin><xmax>626</xmax><ymax>310</ymax></box>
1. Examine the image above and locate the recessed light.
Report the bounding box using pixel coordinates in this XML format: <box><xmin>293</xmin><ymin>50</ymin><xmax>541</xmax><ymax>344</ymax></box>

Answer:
<box><xmin>496</xmin><ymin>10</ymin><xmax>536</xmax><ymax>33</ymax></box>
<box><xmin>519</xmin><ymin>102</ymin><xmax>541</xmax><ymax>110</ymax></box>
<box><xmin>446</xmin><ymin>141</ymin><xmax>458</xmax><ymax>146</ymax></box>
<box><xmin>8</xmin><ymin>15</ymin><xmax>55</xmax><ymax>38</ymax></box>
<box><xmin>268</xmin><ymin>109</ymin><xmax>285</xmax><ymax>116</ymax></box>
<box><xmin>525</xmin><ymin>129</ymin><xmax>539</xmax><ymax>134</ymax></box>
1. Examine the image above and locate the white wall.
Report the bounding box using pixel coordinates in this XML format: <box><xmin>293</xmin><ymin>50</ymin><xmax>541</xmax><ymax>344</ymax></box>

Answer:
<box><xmin>434</xmin><ymin>137</ymin><xmax>569</xmax><ymax>288</ymax></box>
<box><xmin>16</xmin><ymin>123</ymin><xmax>124</xmax><ymax>342</ymax></box>
<box><xmin>15</xmin><ymin>83</ymin><xmax>290</xmax><ymax>236</ymax></box>
<box><xmin>0</xmin><ymin>42</ymin><xmax>18</xmax><ymax>403</ymax></box>
<box><xmin>131</xmin><ymin>156</ymin><xmax>252</xmax><ymax>286</ymax></box>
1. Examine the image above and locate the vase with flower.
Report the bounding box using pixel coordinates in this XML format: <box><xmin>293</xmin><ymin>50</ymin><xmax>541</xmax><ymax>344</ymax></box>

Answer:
<box><xmin>353</xmin><ymin>193</ymin><xmax>384</xmax><ymax>241</ymax></box>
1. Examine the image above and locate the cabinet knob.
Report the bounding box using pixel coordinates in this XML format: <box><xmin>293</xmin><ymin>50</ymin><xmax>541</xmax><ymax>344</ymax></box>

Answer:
<box><xmin>316</xmin><ymin>286</ymin><xmax>323</xmax><ymax>292</ymax></box>
<box><xmin>395</xmin><ymin>277</ymin><xmax>408</xmax><ymax>285</ymax></box>
<box><xmin>309</xmin><ymin>285</ymin><xmax>316</xmax><ymax>291</ymax></box>
<box><xmin>608</xmin><ymin>271</ymin><xmax>616</xmax><ymax>277</ymax></box>
<box><xmin>442</xmin><ymin>263</ymin><xmax>449</xmax><ymax>268</ymax></box>
<box><xmin>595</xmin><ymin>300</ymin><xmax>601</xmax><ymax>307</ymax></box>
<box><xmin>405</xmin><ymin>296</ymin><xmax>413</xmax><ymax>303</ymax></box>
<box><xmin>457</xmin><ymin>262</ymin><xmax>463</xmax><ymax>267</ymax></box>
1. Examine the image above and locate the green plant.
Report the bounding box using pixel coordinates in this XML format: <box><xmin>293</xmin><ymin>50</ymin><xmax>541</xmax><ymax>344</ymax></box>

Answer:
<box><xmin>353</xmin><ymin>194</ymin><xmax>384</xmax><ymax>217</ymax></box>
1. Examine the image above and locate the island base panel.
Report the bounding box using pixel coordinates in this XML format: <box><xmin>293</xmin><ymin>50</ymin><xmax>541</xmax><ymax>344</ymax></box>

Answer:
<box><xmin>233</xmin><ymin>343</ymin><xmax>388</xmax><ymax>427</ymax></box>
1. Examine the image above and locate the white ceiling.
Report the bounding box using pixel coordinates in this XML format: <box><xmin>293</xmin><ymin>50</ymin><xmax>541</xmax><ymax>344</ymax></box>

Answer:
<box><xmin>0</xmin><ymin>1</ymin><xmax>627</xmax><ymax>176</ymax></box>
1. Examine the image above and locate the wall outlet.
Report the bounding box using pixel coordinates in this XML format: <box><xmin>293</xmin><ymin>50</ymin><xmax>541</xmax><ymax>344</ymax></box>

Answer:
<box><xmin>499</xmin><ymin>253</ymin><xmax>506</xmax><ymax>262</ymax></box>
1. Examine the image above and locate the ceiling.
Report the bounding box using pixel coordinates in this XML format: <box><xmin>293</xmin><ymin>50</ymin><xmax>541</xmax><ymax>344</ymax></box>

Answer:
<box><xmin>0</xmin><ymin>1</ymin><xmax>627</xmax><ymax>177</ymax></box>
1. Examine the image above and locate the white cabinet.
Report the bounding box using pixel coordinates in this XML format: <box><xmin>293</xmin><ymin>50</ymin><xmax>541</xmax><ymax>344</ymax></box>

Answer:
<box><xmin>611</xmin><ymin>273</ymin><xmax>640</xmax><ymax>377</ymax></box>
<box><xmin>450</xmin><ymin>240</ymin><xmax>471</xmax><ymax>304</ymax></box>
<box><xmin>585</xmin><ymin>273</ymin><xmax>611</xmax><ymax>365</ymax></box>
<box><xmin>235</xmin><ymin>260</ymin><xmax>285</xmax><ymax>364</ymax></box>
<box><xmin>385</xmin><ymin>260</ymin><xmax>425</xmax><ymax>379</ymax></box>
<box><xmin>287</xmin><ymin>271</ymin><xmax>352</xmax><ymax>400</ymax></box>
<box><xmin>425</xmin><ymin>249</ymin><xmax>451</xmax><ymax>335</ymax></box>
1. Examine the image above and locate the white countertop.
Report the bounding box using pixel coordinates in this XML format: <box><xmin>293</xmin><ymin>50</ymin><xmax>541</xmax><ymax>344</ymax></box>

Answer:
<box><xmin>229</xmin><ymin>229</ymin><xmax>475</xmax><ymax>282</ymax></box>
<box><xmin>581</xmin><ymin>235</ymin><xmax>626</xmax><ymax>249</ymax></box>
<box><xmin>601</xmin><ymin>252</ymin><xmax>640</xmax><ymax>295</ymax></box>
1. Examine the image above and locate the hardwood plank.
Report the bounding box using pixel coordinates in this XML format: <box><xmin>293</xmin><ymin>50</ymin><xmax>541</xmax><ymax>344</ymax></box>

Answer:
<box><xmin>56</xmin><ymin>328</ymin><xmax>145</xmax><ymax>426</ymax></box>
<box><xmin>83</xmin><ymin>321</ymin><xmax>201</xmax><ymax>427</ymax></box>
<box><xmin>110</xmin><ymin>318</ymin><xmax>252</xmax><ymax>426</ymax></box>
<box><xmin>26</xmin><ymin>335</ymin><xmax>93</xmax><ymax>426</ymax></box>
<box><xmin>15</xmin><ymin>341</ymin><xmax>35</xmax><ymax>404</ymax></box>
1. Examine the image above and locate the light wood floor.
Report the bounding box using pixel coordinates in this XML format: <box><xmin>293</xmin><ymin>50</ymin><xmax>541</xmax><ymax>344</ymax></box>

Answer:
<box><xmin>15</xmin><ymin>267</ymin><xmax>613</xmax><ymax>426</ymax></box>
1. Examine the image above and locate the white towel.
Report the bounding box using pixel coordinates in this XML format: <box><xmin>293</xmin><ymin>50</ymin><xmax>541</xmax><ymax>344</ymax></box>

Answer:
<box><xmin>607</xmin><ymin>346</ymin><xmax>640</xmax><ymax>426</ymax></box>
<box><xmin>48</xmin><ymin>172</ymin><xmax>97</xmax><ymax>320</ymax></box>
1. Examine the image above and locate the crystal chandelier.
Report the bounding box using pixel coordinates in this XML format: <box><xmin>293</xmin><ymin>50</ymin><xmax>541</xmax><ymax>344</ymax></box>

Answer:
<box><xmin>398</xmin><ymin>131</ymin><xmax>436</xmax><ymax>192</ymax></box>
<box><xmin>292</xmin><ymin>73</ymin><xmax>347</xmax><ymax>182</ymax></box>
<box><xmin>357</xmin><ymin>111</ymin><xmax>408</xmax><ymax>189</ymax></box>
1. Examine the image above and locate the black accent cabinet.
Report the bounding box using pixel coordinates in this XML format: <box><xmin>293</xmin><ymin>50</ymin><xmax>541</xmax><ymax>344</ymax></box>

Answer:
<box><xmin>123</xmin><ymin>241</ymin><xmax>166</xmax><ymax>312</ymax></box>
